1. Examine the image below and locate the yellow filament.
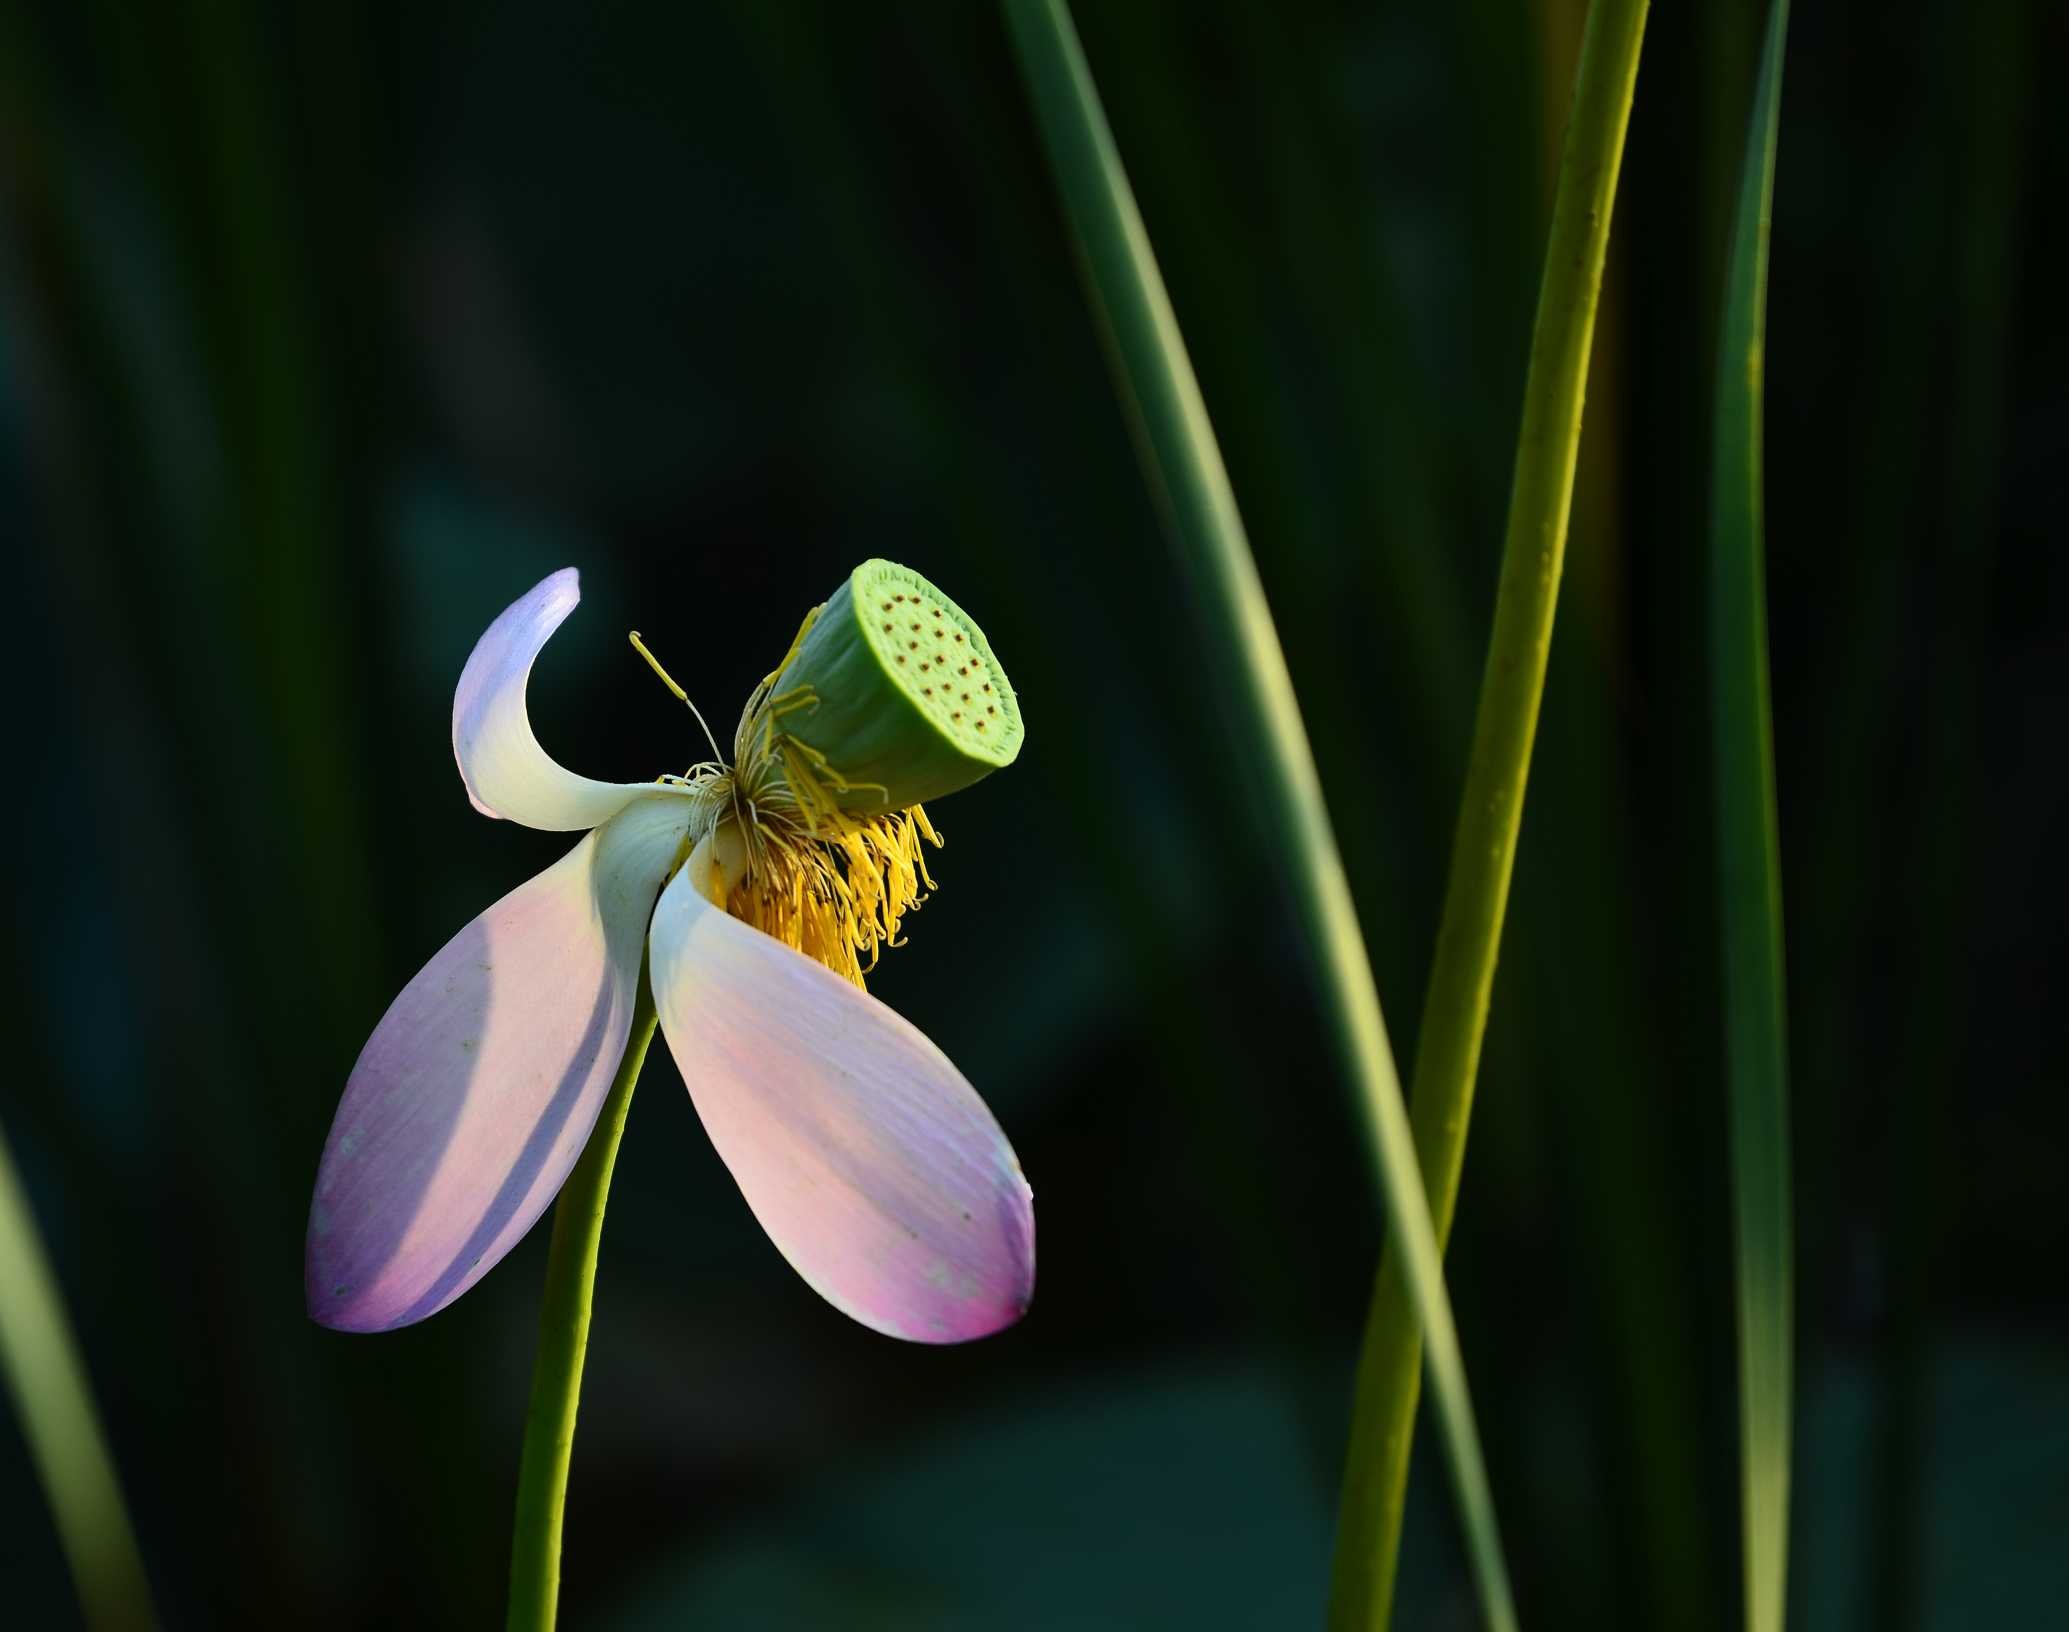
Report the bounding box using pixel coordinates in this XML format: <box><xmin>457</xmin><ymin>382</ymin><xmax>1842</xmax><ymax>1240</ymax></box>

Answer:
<box><xmin>629</xmin><ymin>630</ymin><xmax>726</xmax><ymax>767</ymax></box>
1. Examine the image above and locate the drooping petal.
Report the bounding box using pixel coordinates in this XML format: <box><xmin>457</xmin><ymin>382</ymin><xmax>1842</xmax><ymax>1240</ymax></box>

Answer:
<box><xmin>647</xmin><ymin>866</ymin><xmax>1035</xmax><ymax>1343</ymax></box>
<box><xmin>453</xmin><ymin>567</ymin><xmax>673</xmax><ymax>831</ymax></box>
<box><xmin>307</xmin><ymin>796</ymin><xmax>692</xmax><ymax>1331</ymax></box>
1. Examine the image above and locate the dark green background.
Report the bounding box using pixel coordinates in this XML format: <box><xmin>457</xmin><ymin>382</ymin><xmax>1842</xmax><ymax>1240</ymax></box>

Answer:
<box><xmin>3</xmin><ymin>1</ymin><xmax>2063</xmax><ymax>1626</ymax></box>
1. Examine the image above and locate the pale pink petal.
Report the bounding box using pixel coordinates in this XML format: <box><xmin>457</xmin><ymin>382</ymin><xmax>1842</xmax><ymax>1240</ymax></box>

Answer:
<box><xmin>307</xmin><ymin>796</ymin><xmax>692</xmax><ymax>1331</ymax></box>
<box><xmin>647</xmin><ymin>867</ymin><xmax>1035</xmax><ymax>1343</ymax></box>
<box><xmin>452</xmin><ymin>567</ymin><xmax>674</xmax><ymax>831</ymax></box>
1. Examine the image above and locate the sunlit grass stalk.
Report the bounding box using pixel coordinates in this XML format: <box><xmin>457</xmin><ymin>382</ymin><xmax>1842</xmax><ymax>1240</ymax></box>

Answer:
<box><xmin>505</xmin><ymin>976</ymin><xmax>659</xmax><ymax>1632</ymax></box>
<box><xmin>1000</xmin><ymin>3</ymin><xmax>1515</xmax><ymax>1627</ymax></box>
<box><xmin>1329</xmin><ymin>1</ymin><xmax>1651</xmax><ymax>1625</ymax></box>
<box><xmin>1709</xmin><ymin>7</ymin><xmax>1794</xmax><ymax>1630</ymax></box>
<box><xmin>0</xmin><ymin>1122</ymin><xmax>156</xmax><ymax>1630</ymax></box>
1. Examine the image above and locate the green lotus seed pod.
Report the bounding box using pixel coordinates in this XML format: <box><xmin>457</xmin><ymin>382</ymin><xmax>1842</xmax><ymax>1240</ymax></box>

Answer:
<box><xmin>773</xmin><ymin>560</ymin><xmax>1023</xmax><ymax>811</ymax></box>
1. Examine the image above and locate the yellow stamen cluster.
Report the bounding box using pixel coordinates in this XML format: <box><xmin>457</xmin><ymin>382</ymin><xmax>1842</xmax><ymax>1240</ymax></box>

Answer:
<box><xmin>641</xmin><ymin>611</ymin><xmax>944</xmax><ymax>990</ymax></box>
<box><xmin>721</xmin><ymin>794</ymin><xmax>940</xmax><ymax>988</ymax></box>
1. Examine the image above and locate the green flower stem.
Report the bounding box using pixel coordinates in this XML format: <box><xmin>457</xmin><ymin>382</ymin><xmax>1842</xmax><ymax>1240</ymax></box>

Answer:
<box><xmin>506</xmin><ymin>974</ymin><xmax>659</xmax><ymax>1632</ymax></box>
<box><xmin>0</xmin><ymin>1121</ymin><xmax>156</xmax><ymax>1631</ymax></box>
<box><xmin>1329</xmin><ymin>1</ymin><xmax>1651</xmax><ymax>1626</ymax></box>
<box><xmin>1002</xmin><ymin>3</ymin><xmax>1514</xmax><ymax>1629</ymax></box>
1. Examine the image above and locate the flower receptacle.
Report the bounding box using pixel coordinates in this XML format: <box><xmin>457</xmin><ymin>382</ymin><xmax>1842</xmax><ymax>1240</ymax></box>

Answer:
<box><xmin>773</xmin><ymin>560</ymin><xmax>1022</xmax><ymax>812</ymax></box>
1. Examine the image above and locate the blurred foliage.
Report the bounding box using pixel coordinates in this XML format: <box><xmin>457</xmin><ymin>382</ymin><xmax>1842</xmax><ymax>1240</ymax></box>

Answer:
<box><xmin>1</xmin><ymin>0</ymin><xmax>2062</xmax><ymax>1628</ymax></box>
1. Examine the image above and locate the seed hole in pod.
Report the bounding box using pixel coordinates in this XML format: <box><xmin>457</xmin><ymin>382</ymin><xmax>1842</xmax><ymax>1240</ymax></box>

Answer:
<box><xmin>922</xmin><ymin>687</ymin><xmax>933</xmax><ymax>696</ymax></box>
<box><xmin>895</xmin><ymin>594</ymin><xmax>905</xmax><ymax>602</ymax></box>
<box><xmin>910</xmin><ymin>621</ymin><xmax>920</xmax><ymax>631</ymax></box>
<box><xmin>982</xmin><ymin>683</ymin><xmax>992</xmax><ymax>693</ymax></box>
<box><xmin>987</xmin><ymin>705</ymin><xmax>996</xmax><ymax>714</ymax></box>
<box><xmin>954</xmin><ymin>633</ymin><xmax>965</xmax><ymax>643</ymax></box>
<box><xmin>881</xmin><ymin>602</ymin><xmax>892</xmax><ymax>611</ymax></box>
<box><xmin>882</xmin><ymin>622</ymin><xmax>893</xmax><ymax>632</ymax></box>
<box><xmin>976</xmin><ymin>721</ymin><xmax>986</xmax><ymax>731</ymax></box>
<box><xmin>932</xmin><ymin>608</ymin><xmax>942</xmax><ymax>619</ymax></box>
<box><xmin>909</xmin><ymin>641</ymin><xmax>919</xmax><ymax>651</ymax></box>
<box><xmin>962</xmin><ymin>692</ymin><xmax>971</xmax><ymax>702</ymax></box>
<box><xmin>896</xmin><ymin>655</ymin><xmax>907</xmax><ymax>664</ymax></box>
<box><xmin>952</xmin><ymin>712</ymin><xmax>962</xmax><ymax>722</ymax></box>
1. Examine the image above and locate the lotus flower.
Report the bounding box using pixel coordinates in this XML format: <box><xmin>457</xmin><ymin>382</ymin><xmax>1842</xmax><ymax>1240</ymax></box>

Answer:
<box><xmin>306</xmin><ymin>565</ymin><xmax>1035</xmax><ymax>1342</ymax></box>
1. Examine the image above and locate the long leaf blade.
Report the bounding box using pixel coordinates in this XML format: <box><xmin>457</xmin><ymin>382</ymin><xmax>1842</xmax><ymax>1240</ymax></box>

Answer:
<box><xmin>1709</xmin><ymin>7</ymin><xmax>1796</xmax><ymax>1631</ymax></box>
<box><xmin>999</xmin><ymin>3</ymin><xmax>1517</xmax><ymax>1627</ymax></box>
<box><xmin>1329</xmin><ymin>0</ymin><xmax>1652</xmax><ymax>1623</ymax></box>
<box><xmin>0</xmin><ymin>1123</ymin><xmax>157</xmax><ymax>1630</ymax></box>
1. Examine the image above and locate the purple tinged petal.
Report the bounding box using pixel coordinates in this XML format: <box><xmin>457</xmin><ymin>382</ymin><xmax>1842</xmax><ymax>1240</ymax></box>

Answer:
<box><xmin>647</xmin><ymin>867</ymin><xmax>1035</xmax><ymax>1344</ymax></box>
<box><xmin>307</xmin><ymin>797</ymin><xmax>691</xmax><ymax>1331</ymax></box>
<box><xmin>452</xmin><ymin>567</ymin><xmax>676</xmax><ymax>832</ymax></box>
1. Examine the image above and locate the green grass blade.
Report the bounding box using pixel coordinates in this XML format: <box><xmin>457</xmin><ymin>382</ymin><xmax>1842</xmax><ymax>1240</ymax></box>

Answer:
<box><xmin>1709</xmin><ymin>7</ymin><xmax>1795</xmax><ymax>1632</ymax></box>
<box><xmin>999</xmin><ymin>4</ymin><xmax>1516</xmax><ymax>1628</ymax></box>
<box><xmin>0</xmin><ymin>1122</ymin><xmax>157</xmax><ymax>1630</ymax></box>
<box><xmin>1329</xmin><ymin>1</ymin><xmax>1651</xmax><ymax>1625</ymax></box>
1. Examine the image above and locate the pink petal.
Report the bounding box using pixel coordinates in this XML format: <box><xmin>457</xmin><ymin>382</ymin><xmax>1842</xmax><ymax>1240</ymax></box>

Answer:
<box><xmin>452</xmin><ymin>567</ymin><xmax>673</xmax><ymax>831</ymax></box>
<box><xmin>307</xmin><ymin>797</ymin><xmax>691</xmax><ymax>1331</ymax></box>
<box><xmin>647</xmin><ymin>867</ymin><xmax>1035</xmax><ymax>1343</ymax></box>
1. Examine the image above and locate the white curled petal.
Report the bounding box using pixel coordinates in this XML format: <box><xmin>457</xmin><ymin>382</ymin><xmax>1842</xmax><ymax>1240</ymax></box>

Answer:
<box><xmin>648</xmin><ymin>868</ymin><xmax>1036</xmax><ymax>1344</ymax></box>
<box><xmin>452</xmin><ymin>567</ymin><xmax>668</xmax><ymax>831</ymax></box>
<box><xmin>306</xmin><ymin>795</ymin><xmax>692</xmax><ymax>1330</ymax></box>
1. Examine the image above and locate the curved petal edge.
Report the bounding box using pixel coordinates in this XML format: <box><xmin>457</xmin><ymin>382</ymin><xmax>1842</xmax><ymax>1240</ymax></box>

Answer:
<box><xmin>648</xmin><ymin>868</ymin><xmax>1036</xmax><ymax>1344</ymax></box>
<box><xmin>452</xmin><ymin>567</ymin><xmax>669</xmax><ymax>832</ymax></box>
<box><xmin>307</xmin><ymin>796</ymin><xmax>691</xmax><ymax>1331</ymax></box>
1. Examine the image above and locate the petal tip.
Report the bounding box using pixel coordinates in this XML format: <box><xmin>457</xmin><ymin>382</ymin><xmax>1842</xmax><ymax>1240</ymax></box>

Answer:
<box><xmin>883</xmin><ymin>1178</ymin><xmax>1036</xmax><ymax>1346</ymax></box>
<box><xmin>540</xmin><ymin>565</ymin><xmax>581</xmax><ymax>609</ymax></box>
<box><xmin>305</xmin><ymin>1260</ymin><xmax>388</xmax><ymax>1334</ymax></box>
<box><xmin>306</xmin><ymin>1220</ymin><xmax>418</xmax><ymax>1333</ymax></box>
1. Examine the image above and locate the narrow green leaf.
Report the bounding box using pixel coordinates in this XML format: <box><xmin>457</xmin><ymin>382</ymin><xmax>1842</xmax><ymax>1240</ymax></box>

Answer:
<box><xmin>0</xmin><ymin>1123</ymin><xmax>157</xmax><ymax>1630</ymax></box>
<box><xmin>1709</xmin><ymin>7</ymin><xmax>1795</xmax><ymax>1632</ymax></box>
<box><xmin>998</xmin><ymin>3</ymin><xmax>1516</xmax><ymax>1628</ymax></box>
<box><xmin>1329</xmin><ymin>1</ymin><xmax>1652</xmax><ymax>1625</ymax></box>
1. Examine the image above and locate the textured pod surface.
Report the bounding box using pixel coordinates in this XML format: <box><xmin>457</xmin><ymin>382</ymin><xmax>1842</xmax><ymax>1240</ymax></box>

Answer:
<box><xmin>775</xmin><ymin>559</ymin><xmax>1023</xmax><ymax>810</ymax></box>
